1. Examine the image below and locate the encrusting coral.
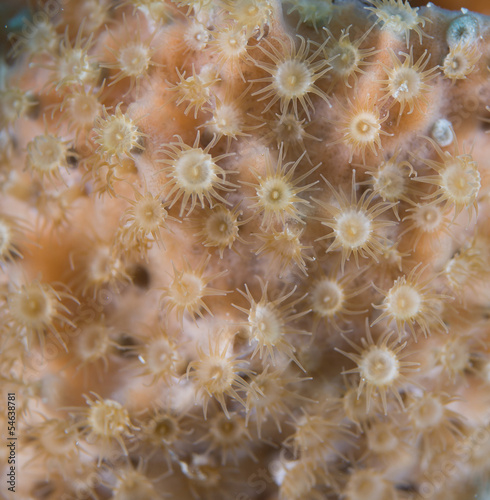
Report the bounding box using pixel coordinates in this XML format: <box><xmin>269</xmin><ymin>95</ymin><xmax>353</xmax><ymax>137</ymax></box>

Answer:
<box><xmin>1</xmin><ymin>0</ymin><xmax>490</xmax><ymax>498</ymax></box>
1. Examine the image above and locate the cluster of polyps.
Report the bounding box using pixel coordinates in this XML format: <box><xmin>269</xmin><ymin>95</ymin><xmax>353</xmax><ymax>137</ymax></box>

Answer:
<box><xmin>1</xmin><ymin>0</ymin><xmax>490</xmax><ymax>498</ymax></box>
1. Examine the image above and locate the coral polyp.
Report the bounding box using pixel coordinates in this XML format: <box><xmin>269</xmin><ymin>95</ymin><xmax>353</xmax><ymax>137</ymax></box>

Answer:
<box><xmin>242</xmin><ymin>148</ymin><xmax>318</xmax><ymax>228</ymax></box>
<box><xmin>308</xmin><ymin>265</ymin><xmax>369</xmax><ymax>330</ymax></box>
<box><xmin>193</xmin><ymin>203</ymin><xmax>246</xmax><ymax>258</ymax></box>
<box><xmin>159</xmin><ymin>255</ymin><xmax>227</xmax><ymax>324</ymax></box>
<box><xmin>3</xmin><ymin>279</ymin><xmax>77</xmax><ymax>350</ymax></box>
<box><xmin>0</xmin><ymin>214</ymin><xmax>31</xmax><ymax>267</ymax></box>
<box><xmin>335</xmin><ymin>321</ymin><xmax>419</xmax><ymax>413</ymax></box>
<box><xmin>208</xmin><ymin>24</ymin><xmax>250</xmax><ymax>81</ymax></box>
<box><xmin>26</xmin><ymin>133</ymin><xmax>72</xmax><ymax>182</ymax></box>
<box><xmin>442</xmin><ymin>40</ymin><xmax>482</xmax><ymax>81</ymax></box>
<box><xmin>169</xmin><ymin>66</ymin><xmax>220</xmax><ymax>119</ymax></box>
<box><xmin>332</xmin><ymin>98</ymin><xmax>391</xmax><ymax>162</ymax></box>
<box><xmin>93</xmin><ymin>104</ymin><xmax>145</xmax><ymax>161</ymax></box>
<box><xmin>380</xmin><ymin>48</ymin><xmax>439</xmax><ymax>120</ymax></box>
<box><xmin>41</xmin><ymin>27</ymin><xmax>99</xmax><ymax>89</ymax></box>
<box><xmin>372</xmin><ymin>264</ymin><xmax>449</xmax><ymax>339</ymax></box>
<box><xmin>415</xmin><ymin>137</ymin><xmax>481</xmax><ymax>222</ymax></box>
<box><xmin>119</xmin><ymin>188</ymin><xmax>175</xmax><ymax>252</ymax></box>
<box><xmin>252</xmin><ymin>34</ymin><xmax>332</xmax><ymax>119</ymax></box>
<box><xmin>102</xmin><ymin>24</ymin><xmax>158</xmax><ymax>94</ymax></box>
<box><xmin>74</xmin><ymin>393</ymin><xmax>136</xmax><ymax>457</ymax></box>
<box><xmin>187</xmin><ymin>333</ymin><xmax>254</xmax><ymax>418</ymax></box>
<box><xmin>224</xmin><ymin>0</ymin><xmax>274</xmax><ymax>38</ymax></box>
<box><xmin>157</xmin><ymin>134</ymin><xmax>235</xmax><ymax>216</ymax></box>
<box><xmin>324</xmin><ymin>25</ymin><xmax>379</xmax><ymax>89</ymax></box>
<box><xmin>314</xmin><ymin>172</ymin><xmax>395</xmax><ymax>269</ymax></box>
<box><xmin>360</xmin><ymin>148</ymin><xmax>416</xmax><ymax>219</ymax></box>
<box><xmin>234</xmin><ymin>279</ymin><xmax>309</xmax><ymax>368</ymax></box>
<box><xmin>365</xmin><ymin>0</ymin><xmax>432</xmax><ymax>47</ymax></box>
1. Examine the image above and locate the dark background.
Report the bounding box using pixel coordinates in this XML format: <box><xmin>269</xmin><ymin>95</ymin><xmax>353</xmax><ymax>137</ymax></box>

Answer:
<box><xmin>1</xmin><ymin>0</ymin><xmax>489</xmax><ymax>63</ymax></box>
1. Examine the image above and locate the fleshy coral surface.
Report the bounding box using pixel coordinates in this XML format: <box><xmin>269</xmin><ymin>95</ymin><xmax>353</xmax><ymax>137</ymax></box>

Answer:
<box><xmin>1</xmin><ymin>0</ymin><xmax>490</xmax><ymax>499</ymax></box>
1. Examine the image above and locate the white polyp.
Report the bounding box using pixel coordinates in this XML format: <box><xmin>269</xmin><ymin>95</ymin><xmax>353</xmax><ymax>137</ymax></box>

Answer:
<box><xmin>431</xmin><ymin>119</ymin><xmax>453</xmax><ymax>147</ymax></box>
<box><xmin>446</xmin><ymin>14</ymin><xmax>479</xmax><ymax>47</ymax></box>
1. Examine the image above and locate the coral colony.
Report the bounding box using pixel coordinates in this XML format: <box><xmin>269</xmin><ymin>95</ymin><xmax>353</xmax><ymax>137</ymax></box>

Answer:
<box><xmin>2</xmin><ymin>0</ymin><xmax>490</xmax><ymax>498</ymax></box>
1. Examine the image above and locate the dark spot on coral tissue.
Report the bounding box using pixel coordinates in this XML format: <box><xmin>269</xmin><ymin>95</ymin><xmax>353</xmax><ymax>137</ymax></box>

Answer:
<box><xmin>129</xmin><ymin>454</ymin><xmax>140</xmax><ymax>468</ymax></box>
<box><xmin>132</xmin><ymin>133</ymin><xmax>145</xmax><ymax>154</ymax></box>
<box><xmin>199</xmin><ymin>130</ymin><xmax>215</xmax><ymax>148</ymax></box>
<box><xmin>397</xmin><ymin>483</ymin><xmax>417</xmax><ymax>493</ymax></box>
<box><xmin>31</xmin><ymin>480</ymin><xmax>55</xmax><ymax>499</ymax></box>
<box><xmin>27</xmin><ymin>97</ymin><xmax>41</xmax><ymax>120</ymax></box>
<box><xmin>9</xmin><ymin>244</ymin><xmax>22</xmax><ymax>260</ymax></box>
<box><xmin>98</xmin><ymin>66</ymin><xmax>110</xmax><ymax>86</ymax></box>
<box><xmin>130</xmin><ymin>263</ymin><xmax>151</xmax><ymax>288</ymax></box>
<box><xmin>259</xmin><ymin>24</ymin><xmax>270</xmax><ymax>39</ymax></box>
<box><xmin>67</xmin><ymin>148</ymin><xmax>79</xmax><ymax>168</ymax></box>
<box><xmin>115</xmin><ymin>332</ymin><xmax>139</xmax><ymax>357</ymax></box>
<box><xmin>409</xmin><ymin>0</ymin><xmax>430</xmax><ymax>7</ymax></box>
<box><xmin>481</xmin><ymin>113</ymin><xmax>490</xmax><ymax>132</ymax></box>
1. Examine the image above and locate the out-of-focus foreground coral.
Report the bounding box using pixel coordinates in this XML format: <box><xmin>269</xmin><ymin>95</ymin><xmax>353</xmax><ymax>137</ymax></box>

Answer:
<box><xmin>1</xmin><ymin>0</ymin><xmax>490</xmax><ymax>498</ymax></box>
